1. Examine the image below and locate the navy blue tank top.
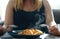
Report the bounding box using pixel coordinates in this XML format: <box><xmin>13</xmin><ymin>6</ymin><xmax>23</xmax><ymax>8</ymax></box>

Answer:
<box><xmin>13</xmin><ymin>1</ymin><xmax>46</xmax><ymax>30</ymax></box>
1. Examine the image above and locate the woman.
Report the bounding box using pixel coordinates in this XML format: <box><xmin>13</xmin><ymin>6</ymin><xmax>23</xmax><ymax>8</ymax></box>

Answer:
<box><xmin>0</xmin><ymin>0</ymin><xmax>60</xmax><ymax>36</ymax></box>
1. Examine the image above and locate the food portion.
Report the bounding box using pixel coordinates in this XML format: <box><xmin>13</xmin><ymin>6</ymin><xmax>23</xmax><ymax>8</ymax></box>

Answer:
<box><xmin>18</xmin><ymin>29</ymin><xmax>43</xmax><ymax>35</ymax></box>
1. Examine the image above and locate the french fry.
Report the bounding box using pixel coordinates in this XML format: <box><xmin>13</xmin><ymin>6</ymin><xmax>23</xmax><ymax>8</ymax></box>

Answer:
<box><xmin>18</xmin><ymin>29</ymin><xmax>43</xmax><ymax>35</ymax></box>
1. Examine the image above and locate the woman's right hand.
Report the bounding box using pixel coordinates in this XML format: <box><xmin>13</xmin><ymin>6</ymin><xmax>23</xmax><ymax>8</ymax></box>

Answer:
<box><xmin>0</xmin><ymin>25</ymin><xmax>6</xmax><ymax>36</ymax></box>
<box><xmin>0</xmin><ymin>25</ymin><xmax>13</xmax><ymax>35</ymax></box>
<box><xmin>6</xmin><ymin>25</ymin><xmax>13</xmax><ymax>32</ymax></box>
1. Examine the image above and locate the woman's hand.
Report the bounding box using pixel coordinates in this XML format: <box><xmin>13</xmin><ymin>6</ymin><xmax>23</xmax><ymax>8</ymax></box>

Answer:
<box><xmin>6</xmin><ymin>26</ymin><xmax>13</xmax><ymax>32</ymax></box>
<box><xmin>0</xmin><ymin>25</ymin><xmax>6</xmax><ymax>36</ymax></box>
<box><xmin>49</xmin><ymin>26</ymin><xmax>60</xmax><ymax>36</ymax></box>
<box><xmin>0</xmin><ymin>25</ymin><xmax>13</xmax><ymax>36</ymax></box>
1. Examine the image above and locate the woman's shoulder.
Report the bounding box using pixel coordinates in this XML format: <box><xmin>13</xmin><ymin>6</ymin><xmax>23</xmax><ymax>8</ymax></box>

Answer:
<box><xmin>43</xmin><ymin>0</ymin><xmax>50</xmax><ymax>7</ymax></box>
<box><xmin>9</xmin><ymin>0</ymin><xmax>15</xmax><ymax>5</ymax></box>
<box><xmin>7</xmin><ymin>0</ymin><xmax>15</xmax><ymax>8</ymax></box>
<box><xmin>9</xmin><ymin>0</ymin><xmax>15</xmax><ymax>3</ymax></box>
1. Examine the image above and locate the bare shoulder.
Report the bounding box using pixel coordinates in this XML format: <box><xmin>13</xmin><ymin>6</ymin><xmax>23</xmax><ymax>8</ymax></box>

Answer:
<box><xmin>43</xmin><ymin>0</ymin><xmax>51</xmax><ymax>8</ymax></box>
<box><xmin>7</xmin><ymin>0</ymin><xmax>15</xmax><ymax>8</ymax></box>
<box><xmin>9</xmin><ymin>0</ymin><xmax>15</xmax><ymax>3</ymax></box>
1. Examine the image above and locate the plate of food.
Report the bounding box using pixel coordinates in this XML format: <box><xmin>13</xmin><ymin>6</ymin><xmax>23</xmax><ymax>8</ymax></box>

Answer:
<box><xmin>8</xmin><ymin>29</ymin><xmax>43</xmax><ymax>38</ymax></box>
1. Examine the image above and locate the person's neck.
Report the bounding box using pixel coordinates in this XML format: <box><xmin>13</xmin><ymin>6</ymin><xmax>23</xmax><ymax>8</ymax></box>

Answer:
<box><xmin>23</xmin><ymin>0</ymin><xmax>35</xmax><ymax>11</ymax></box>
<box><xmin>24</xmin><ymin>0</ymin><xmax>33</xmax><ymax>6</ymax></box>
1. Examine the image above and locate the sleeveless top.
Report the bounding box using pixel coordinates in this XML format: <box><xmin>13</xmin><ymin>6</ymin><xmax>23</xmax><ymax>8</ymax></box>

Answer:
<box><xmin>13</xmin><ymin>1</ymin><xmax>46</xmax><ymax>30</ymax></box>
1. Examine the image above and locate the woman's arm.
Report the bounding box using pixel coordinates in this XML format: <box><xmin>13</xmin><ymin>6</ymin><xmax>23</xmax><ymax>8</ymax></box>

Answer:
<box><xmin>43</xmin><ymin>0</ymin><xmax>60</xmax><ymax>35</ymax></box>
<box><xmin>2</xmin><ymin>0</ymin><xmax>14</xmax><ymax>30</ymax></box>
<box><xmin>43</xmin><ymin>0</ymin><xmax>56</xmax><ymax>27</ymax></box>
<box><xmin>0</xmin><ymin>0</ymin><xmax>14</xmax><ymax>33</ymax></box>
<box><xmin>4</xmin><ymin>0</ymin><xmax>14</xmax><ymax>25</ymax></box>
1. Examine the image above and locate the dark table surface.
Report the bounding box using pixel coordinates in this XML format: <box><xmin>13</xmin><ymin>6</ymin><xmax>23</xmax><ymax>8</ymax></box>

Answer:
<box><xmin>0</xmin><ymin>32</ymin><xmax>60</xmax><ymax>39</ymax></box>
<box><xmin>0</xmin><ymin>24</ymin><xmax>60</xmax><ymax>39</ymax></box>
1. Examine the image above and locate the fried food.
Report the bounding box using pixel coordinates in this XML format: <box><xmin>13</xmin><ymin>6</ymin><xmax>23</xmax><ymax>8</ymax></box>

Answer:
<box><xmin>22</xmin><ymin>29</ymin><xmax>33</xmax><ymax>35</ymax></box>
<box><xmin>34</xmin><ymin>29</ymin><xmax>43</xmax><ymax>35</ymax></box>
<box><xmin>18</xmin><ymin>32</ymin><xmax>22</xmax><ymax>35</ymax></box>
<box><xmin>18</xmin><ymin>29</ymin><xmax>43</xmax><ymax>35</ymax></box>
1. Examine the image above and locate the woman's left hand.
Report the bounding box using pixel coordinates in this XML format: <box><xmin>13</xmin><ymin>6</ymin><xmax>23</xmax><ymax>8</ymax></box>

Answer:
<box><xmin>49</xmin><ymin>26</ymin><xmax>60</xmax><ymax>36</ymax></box>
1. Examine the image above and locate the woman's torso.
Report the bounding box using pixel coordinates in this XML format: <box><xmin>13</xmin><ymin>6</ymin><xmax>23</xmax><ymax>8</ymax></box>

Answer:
<box><xmin>13</xmin><ymin>1</ymin><xmax>46</xmax><ymax>30</ymax></box>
